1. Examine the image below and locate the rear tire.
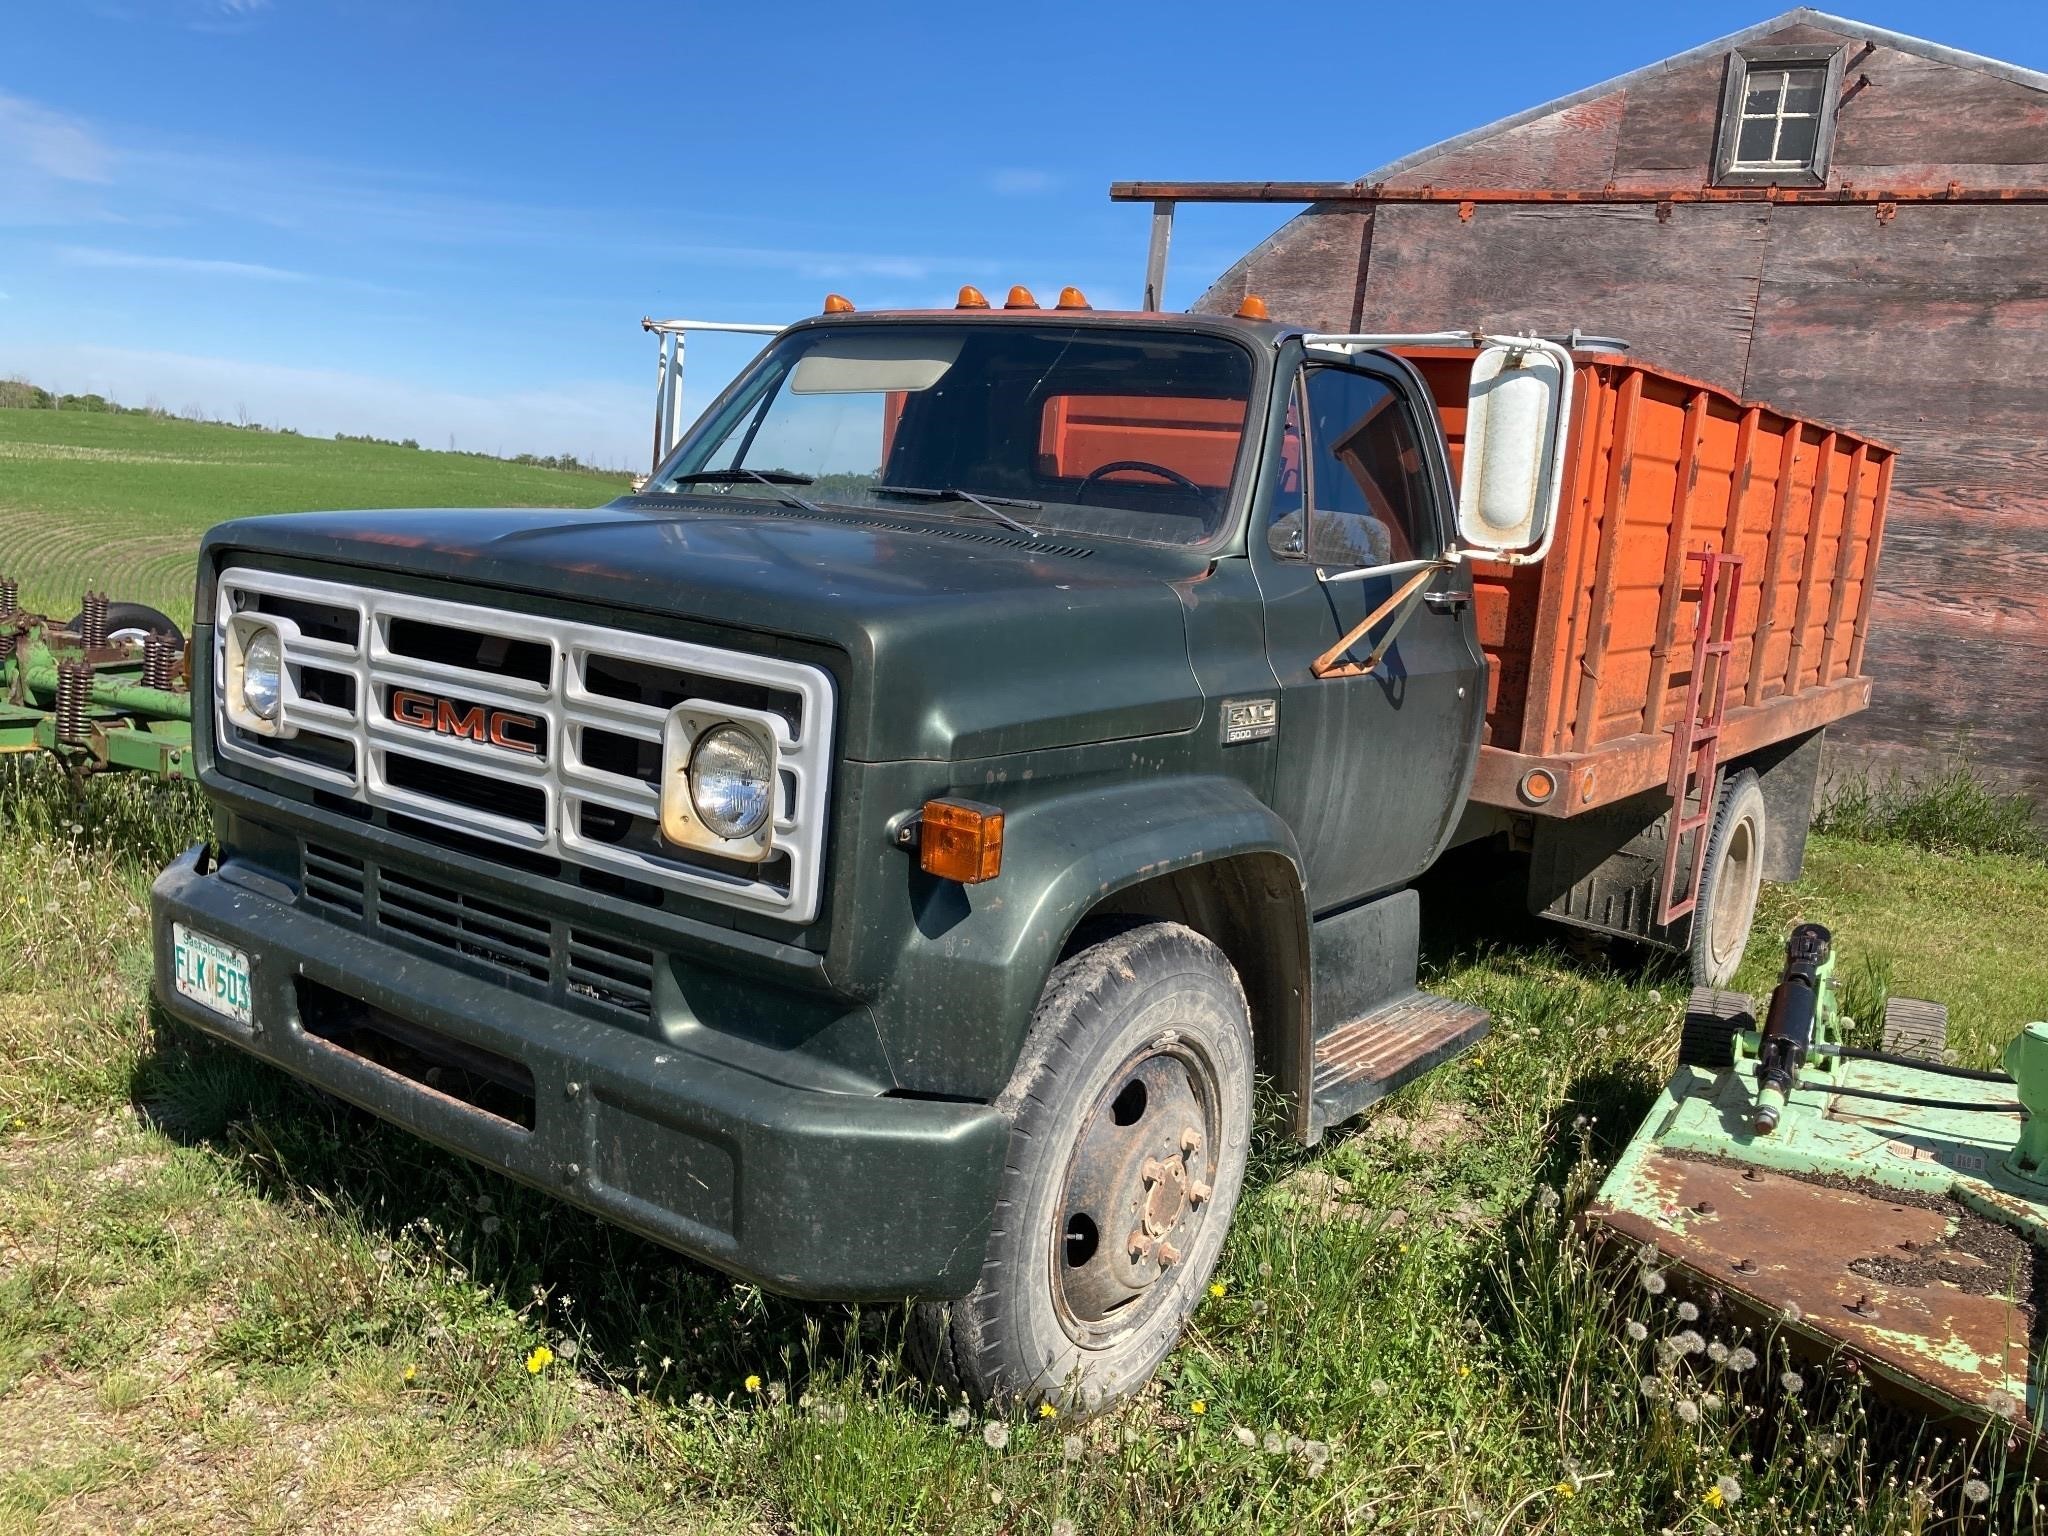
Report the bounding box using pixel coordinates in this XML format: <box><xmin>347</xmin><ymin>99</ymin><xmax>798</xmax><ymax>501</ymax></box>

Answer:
<box><xmin>68</xmin><ymin>601</ymin><xmax>184</xmax><ymax>647</ymax></box>
<box><xmin>909</xmin><ymin>921</ymin><xmax>1253</xmax><ymax>1416</ymax></box>
<box><xmin>1881</xmin><ymin>996</ymin><xmax>1949</xmax><ymax>1063</ymax></box>
<box><xmin>1678</xmin><ymin>986</ymin><xmax>1755</xmax><ymax>1071</ymax></box>
<box><xmin>1688</xmin><ymin>770</ymin><xmax>1768</xmax><ymax>988</ymax></box>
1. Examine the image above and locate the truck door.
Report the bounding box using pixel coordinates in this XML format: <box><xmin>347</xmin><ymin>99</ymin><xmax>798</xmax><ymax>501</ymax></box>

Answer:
<box><xmin>1256</xmin><ymin>356</ymin><xmax>1487</xmax><ymax>912</ymax></box>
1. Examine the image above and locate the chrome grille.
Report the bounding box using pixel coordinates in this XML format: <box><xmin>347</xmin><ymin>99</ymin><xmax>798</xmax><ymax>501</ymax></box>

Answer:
<box><xmin>216</xmin><ymin>567</ymin><xmax>835</xmax><ymax>923</ymax></box>
<box><xmin>301</xmin><ymin>841</ymin><xmax>656</xmax><ymax>1022</ymax></box>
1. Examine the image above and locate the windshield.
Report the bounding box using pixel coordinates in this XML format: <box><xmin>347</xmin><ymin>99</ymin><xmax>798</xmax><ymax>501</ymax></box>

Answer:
<box><xmin>652</xmin><ymin>322</ymin><xmax>1257</xmax><ymax>547</ymax></box>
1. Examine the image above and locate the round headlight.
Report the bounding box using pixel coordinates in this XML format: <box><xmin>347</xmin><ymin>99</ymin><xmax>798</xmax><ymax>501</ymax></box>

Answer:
<box><xmin>241</xmin><ymin>628</ymin><xmax>283</xmax><ymax>721</ymax></box>
<box><xmin>689</xmin><ymin>725</ymin><xmax>772</xmax><ymax>841</ymax></box>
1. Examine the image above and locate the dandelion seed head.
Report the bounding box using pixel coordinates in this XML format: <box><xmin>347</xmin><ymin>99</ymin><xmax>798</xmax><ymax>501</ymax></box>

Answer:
<box><xmin>1062</xmin><ymin>1434</ymin><xmax>1084</xmax><ymax>1461</ymax></box>
<box><xmin>1626</xmin><ymin>1320</ymin><xmax>1648</xmax><ymax>1342</ymax></box>
<box><xmin>1675</xmin><ymin>1398</ymin><xmax>1701</xmax><ymax>1425</ymax></box>
<box><xmin>1369</xmin><ymin>1379</ymin><xmax>1390</xmax><ymax>1399</ymax></box>
<box><xmin>1640</xmin><ymin>1268</ymin><xmax>1668</xmax><ymax>1295</ymax></box>
<box><xmin>982</xmin><ymin>1421</ymin><xmax>1011</xmax><ymax>1450</ymax></box>
<box><xmin>1234</xmin><ymin>1426</ymin><xmax>1257</xmax><ymax>1447</ymax></box>
<box><xmin>1053</xmin><ymin>1521</ymin><xmax>1077</xmax><ymax>1536</ymax></box>
<box><xmin>1676</xmin><ymin>1301</ymin><xmax>1698</xmax><ymax>1322</ymax></box>
<box><xmin>1963</xmin><ymin>1478</ymin><xmax>1991</xmax><ymax>1504</ymax></box>
<box><xmin>1716</xmin><ymin>1475</ymin><xmax>1743</xmax><ymax>1506</ymax></box>
<box><xmin>1263</xmin><ymin>1431</ymin><xmax>1286</xmax><ymax>1454</ymax></box>
<box><xmin>948</xmin><ymin>1406</ymin><xmax>972</xmax><ymax>1430</ymax></box>
<box><xmin>1728</xmin><ymin>1347</ymin><xmax>1757</xmax><ymax>1372</ymax></box>
<box><xmin>1707</xmin><ymin>1341</ymin><xmax>1729</xmax><ymax>1365</ymax></box>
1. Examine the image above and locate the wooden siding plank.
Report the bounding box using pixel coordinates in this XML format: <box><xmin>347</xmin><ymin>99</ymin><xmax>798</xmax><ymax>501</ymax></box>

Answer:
<box><xmin>1849</xmin><ymin>451</ymin><xmax>1894</xmax><ymax>676</ymax></box>
<box><xmin>1820</xmin><ymin>443</ymin><xmax>1870</xmax><ymax>681</ymax></box>
<box><xmin>1784</xmin><ymin>432</ymin><xmax>1838</xmax><ymax>694</ymax></box>
<box><xmin>1571</xmin><ymin>370</ymin><xmax>1644</xmax><ymax>754</ymax></box>
<box><xmin>1747</xmin><ymin>425</ymin><xmax>1804</xmax><ymax>703</ymax></box>
<box><xmin>1383</xmin><ymin>93</ymin><xmax>1626</xmax><ymax>190</ymax></box>
<box><xmin>1644</xmin><ymin>390</ymin><xmax>1711</xmax><ymax>737</ymax></box>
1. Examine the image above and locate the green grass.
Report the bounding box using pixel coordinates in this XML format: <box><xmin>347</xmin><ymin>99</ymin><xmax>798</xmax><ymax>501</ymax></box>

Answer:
<box><xmin>1818</xmin><ymin>756</ymin><xmax>2046</xmax><ymax>863</ymax></box>
<box><xmin>0</xmin><ymin>408</ymin><xmax>630</xmax><ymax>625</ymax></box>
<box><xmin>4</xmin><ymin>754</ymin><xmax>2045</xmax><ymax>1533</ymax></box>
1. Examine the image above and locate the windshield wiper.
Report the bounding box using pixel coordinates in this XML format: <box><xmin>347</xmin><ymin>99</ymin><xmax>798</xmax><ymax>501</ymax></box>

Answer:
<box><xmin>873</xmin><ymin>485</ymin><xmax>1041</xmax><ymax>538</ymax></box>
<box><xmin>661</xmin><ymin>468</ymin><xmax>823</xmax><ymax>514</ymax></box>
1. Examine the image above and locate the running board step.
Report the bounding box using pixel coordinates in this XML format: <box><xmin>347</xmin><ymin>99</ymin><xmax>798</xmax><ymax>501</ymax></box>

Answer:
<box><xmin>1308</xmin><ymin>991</ymin><xmax>1491</xmax><ymax>1141</ymax></box>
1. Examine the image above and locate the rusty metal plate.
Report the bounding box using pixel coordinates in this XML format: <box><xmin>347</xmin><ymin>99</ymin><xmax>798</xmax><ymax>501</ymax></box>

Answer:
<box><xmin>1592</xmin><ymin>1150</ymin><xmax>2036</xmax><ymax>1424</ymax></box>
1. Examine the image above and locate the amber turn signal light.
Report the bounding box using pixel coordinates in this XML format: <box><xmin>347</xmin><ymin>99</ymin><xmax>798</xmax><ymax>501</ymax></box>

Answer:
<box><xmin>1055</xmin><ymin>285</ymin><xmax>1090</xmax><ymax>310</ymax></box>
<box><xmin>822</xmin><ymin>292</ymin><xmax>855</xmax><ymax>313</ymax></box>
<box><xmin>1518</xmin><ymin>766</ymin><xmax>1559</xmax><ymax>806</ymax></box>
<box><xmin>957</xmin><ymin>285</ymin><xmax>991</xmax><ymax>310</ymax></box>
<box><xmin>1235</xmin><ymin>293</ymin><xmax>1270</xmax><ymax>320</ymax></box>
<box><xmin>919</xmin><ymin>798</ymin><xmax>1005</xmax><ymax>883</ymax></box>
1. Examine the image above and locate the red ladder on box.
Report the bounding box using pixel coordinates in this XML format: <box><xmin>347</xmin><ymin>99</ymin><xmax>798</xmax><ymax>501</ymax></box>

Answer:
<box><xmin>1658</xmin><ymin>547</ymin><xmax>1746</xmax><ymax>927</ymax></box>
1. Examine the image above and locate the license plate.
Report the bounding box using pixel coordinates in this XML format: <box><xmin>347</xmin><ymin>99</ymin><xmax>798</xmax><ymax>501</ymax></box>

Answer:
<box><xmin>172</xmin><ymin>924</ymin><xmax>253</xmax><ymax>1026</ymax></box>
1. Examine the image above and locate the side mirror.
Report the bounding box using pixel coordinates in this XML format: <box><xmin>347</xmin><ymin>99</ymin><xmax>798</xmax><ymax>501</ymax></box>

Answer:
<box><xmin>1457</xmin><ymin>338</ymin><xmax>1573</xmax><ymax>565</ymax></box>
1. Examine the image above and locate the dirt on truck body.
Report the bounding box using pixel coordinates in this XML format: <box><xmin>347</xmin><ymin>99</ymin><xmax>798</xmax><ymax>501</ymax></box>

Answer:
<box><xmin>152</xmin><ymin>290</ymin><xmax>1891</xmax><ymax>1412</ymax></box>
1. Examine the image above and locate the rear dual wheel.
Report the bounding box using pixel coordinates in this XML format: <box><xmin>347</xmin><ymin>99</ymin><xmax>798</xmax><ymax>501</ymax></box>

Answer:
<box><xmin>911</xmin><ymin>921</ymin><xmax>1253</xmax><ymax>1415</ymax></box>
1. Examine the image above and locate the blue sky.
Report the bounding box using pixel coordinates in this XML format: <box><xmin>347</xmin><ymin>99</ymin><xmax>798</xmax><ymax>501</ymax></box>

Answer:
<box><xmin>3</xmin><ymin>0</ymin><xmax>2042</xmax><ymax>470</ymax></box>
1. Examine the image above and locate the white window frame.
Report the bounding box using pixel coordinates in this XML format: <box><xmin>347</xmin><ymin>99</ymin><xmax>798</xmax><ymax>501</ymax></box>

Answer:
<box><xmin>1713</xmin><ymin>44</ymin><xmax>1847</xmax><ymax>189</ymax></box>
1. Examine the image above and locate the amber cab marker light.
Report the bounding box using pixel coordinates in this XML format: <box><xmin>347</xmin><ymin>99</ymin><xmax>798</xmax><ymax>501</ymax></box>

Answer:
<box><xmin>919</xmin><ymin>798</ymin><xmax>1005</xmax><ymax>884</ymax></box>
<box><xmin>1004</xmin><ymin>285</ymin><xmax>1038</xmax><ymax>309</ymax></box>
<box><xmin>822</xmin><ymin>293</ymin><xmax>856</xmax><ymax>313</ymax></box>
<box><xmin>1056</xmin><ymin>285</ymin><xmax>1091</xmax><ymax>310</ymax></box>
<box><xmin>956</xmin><ymin>285</ymin><xmax>991</xmax><ymax>310</ymax></box>
<box><xmin>1235</xmin><ymin>294</ymin><xmax>1270</xmax><ymax>320</ymax></box>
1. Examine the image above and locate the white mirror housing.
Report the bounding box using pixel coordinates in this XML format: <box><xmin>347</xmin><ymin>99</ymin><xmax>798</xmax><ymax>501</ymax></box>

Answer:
<box><xmin>1457</xmin><ymin>338</ymin><xmax>1573</xmax><ymax>565</ymax></box>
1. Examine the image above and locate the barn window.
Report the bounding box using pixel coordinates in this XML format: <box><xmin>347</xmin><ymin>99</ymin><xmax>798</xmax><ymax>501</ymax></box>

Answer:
<box><xmin>1713</xmin><ymin>44</ymin><xmax>1846</xmax><ymax>188</ymax></box>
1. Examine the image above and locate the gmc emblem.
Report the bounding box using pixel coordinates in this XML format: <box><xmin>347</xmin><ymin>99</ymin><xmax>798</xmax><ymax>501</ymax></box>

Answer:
<box><xmin>389</xmin><ymin>689</ymin><xmax>542</xmax><ymax>756</ymax></box>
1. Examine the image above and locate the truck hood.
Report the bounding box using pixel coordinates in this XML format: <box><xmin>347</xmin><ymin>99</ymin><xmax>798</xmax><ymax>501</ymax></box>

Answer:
<box><xmin>199</xmin><ymin>500</ymin><xmax>1210</xmax><ymax>762</ymax></box>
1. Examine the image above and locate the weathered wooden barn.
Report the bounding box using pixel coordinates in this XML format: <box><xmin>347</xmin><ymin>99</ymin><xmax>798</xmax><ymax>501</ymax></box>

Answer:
<box><xmin>1119</xmin><ymin>8</ymin><xmax>2048</xmax><ymax>802</ymax></box>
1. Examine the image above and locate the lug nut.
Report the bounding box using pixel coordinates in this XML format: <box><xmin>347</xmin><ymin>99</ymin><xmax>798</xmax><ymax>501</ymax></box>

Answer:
<box><xmin>1128</xmin><ymin>1230</ymin><xmax>1155</xmax><ymax>1261</ymax></box>
<box><xmin>1733</xmin><ymin>1257</ymin><xmax>1758</xmax><ymax>1275</ymax></box>
<box><xmin>1181</xmin><ymin>1126</ymin><xmax>1202</xmax><ymax>1155</ymax></box>
<box><xmin>1693</xmin><ymin>1200</ymin><xmax>1716</xmax><ymax>1215</ymax></box>
<box><xmin>1188</xmin><ymin>1181</ymin><xmax>1213</xmax><ymax>1205</ymax></box>
<box><xmin>1156</xmin><ymin>1241</ymin><xmax>1181</xmax><ymax>1267</ymax></box>
<box><xmin>1140</xmin><ymin>1158</ymin><xmax>1163</xmax><ymax>1186</ymax></box>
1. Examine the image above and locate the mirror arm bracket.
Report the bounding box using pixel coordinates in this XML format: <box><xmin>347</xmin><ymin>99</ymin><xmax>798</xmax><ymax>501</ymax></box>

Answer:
<box><xmin>1310</xmin><ymin>556</ymin><xmax>1454</xmax><ymax>679</ymax></box>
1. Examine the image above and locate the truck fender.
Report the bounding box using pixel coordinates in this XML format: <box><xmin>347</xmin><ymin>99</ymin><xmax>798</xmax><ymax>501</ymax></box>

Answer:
<box><xmin>873</xmin><ymin>775</ymin><xmax>1309</xmax><ymax>1105</ymax></box>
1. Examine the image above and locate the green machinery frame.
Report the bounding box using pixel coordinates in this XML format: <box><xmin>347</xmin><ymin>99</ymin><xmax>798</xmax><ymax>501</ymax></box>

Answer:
<box><xmin>0</xmin><ymin>586</ymin><xmax>194</xmax><ymax>780</ymax></box>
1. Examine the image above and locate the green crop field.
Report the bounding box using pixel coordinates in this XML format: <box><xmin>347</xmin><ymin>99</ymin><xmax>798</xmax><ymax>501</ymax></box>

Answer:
<box><xmin>0</xmin><ymin>408</ymin><xmax>630</xmax><ymax>626</ymax></box>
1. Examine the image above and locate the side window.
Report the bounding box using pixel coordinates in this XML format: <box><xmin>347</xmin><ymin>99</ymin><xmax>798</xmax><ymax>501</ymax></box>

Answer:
<box><xmin>1270</xmin><ymin>366</ymin><xmax>1440</xmax><ymax>568</ymax></box>
<box><xmin>1264</xmin><ymin>378</ymin><xmax>1307</xmax><ymax>555</ymax></box>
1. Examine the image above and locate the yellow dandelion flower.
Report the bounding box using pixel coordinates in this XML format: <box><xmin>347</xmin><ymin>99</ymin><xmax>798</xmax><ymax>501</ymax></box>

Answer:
<box><xmin>1398</xmin><ymin>1242</ymin><xmax>1410</xmax><ymax>1254</ymax></box>
<box><xmin>1039</xmin><ymin>1402</ymin><xmax>1057</xmax><ymax>1419</ymax></box>
<box><xmin>402</xmin><ymin>1363</ymin><xmax>417</xmax><ymax>1384</ymax></box>
<box><xmin>1209</xmin><ymin>1281</ymin><xmax>1228</xmax><ymax>1298</ymax></box>
<box><xmin>1703</xmin><ymin>1485</ymin><xmax>1725</xmax><ymax>1510</ymax></box>
<box><xmin>745</xmin><ymin>1374</ymin><xmax>763</xmax><ymax>1393</ymax></box>
<box><xmin>1189</xmin><ymin>1399</ymin><xmax>1207</xmax><ymax>1416</ymax></box>
<box><xmin>1554</xmin><ymin>1480</ymin><xmax>1575</xmax><ymax>1500</ymax></box>
<box><xmin>525</xmin><ymin>1345</ymin><xmax>554</xmax><ymax>1376</ymax></box>
<box><xmin>1457</xmin><ymin>1364</ymin><xmax>1471</xmax><ymax>1378</ymax></box>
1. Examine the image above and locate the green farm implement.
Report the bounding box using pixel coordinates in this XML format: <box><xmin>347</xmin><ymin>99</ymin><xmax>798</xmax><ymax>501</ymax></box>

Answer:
<box><xmin>1590</xmin><ymin>924</ymin><xmax>2048</xmax><ymax>1433</ymax></box>
<box><xmin>0</xmin><ymin>581</ymin><xmax>193</xmax><ymax>779</ymax></box>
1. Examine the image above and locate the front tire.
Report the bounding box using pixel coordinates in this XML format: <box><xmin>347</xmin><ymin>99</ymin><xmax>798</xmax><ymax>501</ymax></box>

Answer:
<box><xmin>911</xmin><ymin>921</ymin><xmax>1253</xmax><ymax>1415</ymax></box>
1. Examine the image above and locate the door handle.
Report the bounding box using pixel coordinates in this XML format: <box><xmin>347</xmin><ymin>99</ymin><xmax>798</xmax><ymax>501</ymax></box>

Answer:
<box><xmin>1422</xmin><ymin>589</ymin><xmax>1471</xmax><ymax>613</ymax></box>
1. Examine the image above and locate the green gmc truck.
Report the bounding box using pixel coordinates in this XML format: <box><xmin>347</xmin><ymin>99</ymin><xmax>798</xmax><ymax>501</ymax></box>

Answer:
<box><xmin>152</xmin><ymin>293</ymin><xmax>1582</xmax><ymax>1411</ymax></box>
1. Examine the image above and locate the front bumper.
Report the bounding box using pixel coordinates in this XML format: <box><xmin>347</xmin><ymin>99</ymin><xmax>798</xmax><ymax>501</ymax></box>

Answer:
<box><xmin>150</xmin><ymin>846</ymin><xmax>1007</xmax><ymax>1300</ymax></box>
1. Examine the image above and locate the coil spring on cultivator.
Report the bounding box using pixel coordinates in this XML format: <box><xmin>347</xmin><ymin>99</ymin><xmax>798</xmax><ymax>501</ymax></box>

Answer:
<box><xmin>142</xmin><ymin>633</ymin><xmax>178</xmax><ymax>690</ymax></box>
<box><xmin>80</xmin><ymin>590</ymin><xmax>108</xmax><ymax>648</ymax></box>
<box><xmin>55</xmin><ymin>659</ymin><xmax>92</xmax><ymax>746</ymax></box>
<box><xmin>0</xmin><ymin>575</ymin><xmax>18</xmax><ymax>615</ymax></box>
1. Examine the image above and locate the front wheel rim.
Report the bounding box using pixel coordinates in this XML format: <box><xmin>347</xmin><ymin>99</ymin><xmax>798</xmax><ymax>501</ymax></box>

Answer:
<box><xmin>1049</xmin><ymin>1038</ymin><xmax>1224</xmax><ymax>1350</ymax></box>
<box><xmin>1709</xmin><ymin>813</ymin><xmax>1761</xmax><ymax>970</ymax></box>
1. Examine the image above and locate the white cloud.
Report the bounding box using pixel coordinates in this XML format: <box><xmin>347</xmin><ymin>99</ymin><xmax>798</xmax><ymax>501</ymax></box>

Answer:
<box><xmin>988</xmin><ymin>168</ymin><xmax>1059</xmax><ymax>197</ymax></box>
<box><xmin>3</xmin><ymin>340</ymin><xmax>656</xmax><ymax>469</ymax></box>
<box><xmin>0</xmin><ymin>92</ymin><xmax>113</xmax><ymax>184</ymax></box>
<box><xmin>61</xmin><ymin>246</ymin><xmax>312</xmax><ymax>283</ymax></box>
